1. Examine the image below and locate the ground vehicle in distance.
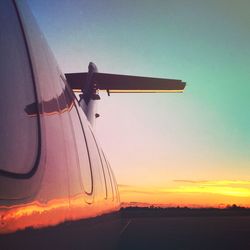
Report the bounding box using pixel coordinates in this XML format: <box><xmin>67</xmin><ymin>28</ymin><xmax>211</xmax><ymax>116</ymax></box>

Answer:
<box><xmin>0</xmin><ymin>0</ymin><xmax>185</xmax><ymax>248</ymax></box>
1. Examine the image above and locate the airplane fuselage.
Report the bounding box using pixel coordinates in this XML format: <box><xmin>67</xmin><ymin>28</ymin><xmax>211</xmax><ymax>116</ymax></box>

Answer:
<box><xmin>0</xmin><ymin>0</ymin><xmax>120</xmax><ymax>235</ymax></box>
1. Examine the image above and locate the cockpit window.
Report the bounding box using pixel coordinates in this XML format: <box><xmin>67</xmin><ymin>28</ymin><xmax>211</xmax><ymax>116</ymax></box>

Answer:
<box><xmin>0</xmin><ymin>1</ymin><xmax>40</xmax><ymax>175</ymax></box>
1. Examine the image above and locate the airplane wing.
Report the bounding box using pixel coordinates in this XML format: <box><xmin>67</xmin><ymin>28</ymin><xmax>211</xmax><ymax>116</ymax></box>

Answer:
<box><xmin>65</xmin><ymin>72</ymin><xmax>186</xmax><ymax>93</ymax></box>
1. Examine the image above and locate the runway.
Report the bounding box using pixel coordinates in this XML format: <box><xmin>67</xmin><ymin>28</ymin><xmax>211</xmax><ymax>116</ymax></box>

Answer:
<box><xmin>118</xmin><ymin>211</ymin><xmax>250</xmax><ymax>249</ymax></box>
<box><xmin>1</xmin><ymin>209</ymin><xmax>250</xmax><ymax>249</ymax></box>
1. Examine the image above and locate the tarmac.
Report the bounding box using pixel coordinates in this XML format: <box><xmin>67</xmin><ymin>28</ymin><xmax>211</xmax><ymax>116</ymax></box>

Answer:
<box><xmin>117</xmin><ymin>215</ymin><xmax>250</xmax><ymax>250</ymax></box>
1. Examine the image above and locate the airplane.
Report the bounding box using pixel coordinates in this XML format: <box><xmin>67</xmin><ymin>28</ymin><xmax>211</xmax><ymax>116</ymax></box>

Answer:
<box><xmin>0</xmin><ymin>0</ymin><xmax>185</xmax><ymax>248</ymax></box>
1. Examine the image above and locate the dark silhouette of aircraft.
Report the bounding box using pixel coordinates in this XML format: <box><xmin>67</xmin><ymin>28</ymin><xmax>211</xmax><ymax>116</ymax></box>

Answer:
<box><xmin>0</xmin><ymin>0</ymin><xmax>185</xmax><ymax>248</ymax></box>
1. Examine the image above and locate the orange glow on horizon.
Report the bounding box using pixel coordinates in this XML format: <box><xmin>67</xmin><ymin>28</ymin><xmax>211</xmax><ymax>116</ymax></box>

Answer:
<box><xmin>118</xmin><ymin>180</ymin><xmax>250</xmax><ymax>208</ymax></box>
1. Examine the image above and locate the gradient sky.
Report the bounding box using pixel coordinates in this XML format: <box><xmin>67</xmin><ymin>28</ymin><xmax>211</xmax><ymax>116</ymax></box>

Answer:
<box><xmin>27</xmin><ymin>0</ymin><xmax>250</xmax><ymax>207</ymax></box>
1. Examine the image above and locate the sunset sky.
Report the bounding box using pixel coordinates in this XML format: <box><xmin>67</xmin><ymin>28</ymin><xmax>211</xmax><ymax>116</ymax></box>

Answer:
<box><xmin>27</xmin><ymin>0</ymin><xmax>250</xmax><ymax>207</ymax></box>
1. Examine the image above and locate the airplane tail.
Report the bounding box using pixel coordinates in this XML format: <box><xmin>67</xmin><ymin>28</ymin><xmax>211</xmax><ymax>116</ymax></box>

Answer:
<box><xmin>66</xmin><ymin>69</ymin><xmax>185</xmax><ymax>95</ymax></box>
<box><xmin>65</xmin><ymin>62</ymin><xmax>186</xmax><ymax>125</ymax></box>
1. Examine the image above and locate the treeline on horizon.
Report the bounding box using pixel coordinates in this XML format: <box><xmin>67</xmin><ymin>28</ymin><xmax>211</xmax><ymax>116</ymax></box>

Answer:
<box><xmin>122</xmin><ymin>204</ymin><xmax>249</xmax><ymax>210</ymax></box>
<box><xmin>120</xmin><ymin>204</ymin><xmax>250</xmax><ymax>218</ymax></box>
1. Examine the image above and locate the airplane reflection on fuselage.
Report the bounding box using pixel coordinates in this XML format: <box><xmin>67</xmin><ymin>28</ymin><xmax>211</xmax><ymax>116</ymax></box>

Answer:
<box><xmin>0</xmin><ymin>194</ymin><xmax>117</xmax><ymax>234</ymax></box>
<box><xmin>25</xmin><ymin>87</ymin><xmax>74</xmax><ymax>116</ymax></box>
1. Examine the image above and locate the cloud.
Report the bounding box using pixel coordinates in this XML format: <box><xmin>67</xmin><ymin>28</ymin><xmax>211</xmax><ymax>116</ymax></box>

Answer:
<box><xmin>118</xmin><ymin>180</ymin><xmax>250</xmax><ymax>198</ymax></box>
<box><xmin>174</xmin><ymin>180</ymin><xmax>250</xmax><ymax>186</ymax></box>
<box><xmin>118</xmin><ymin>184</ymin><xmax>161</xmax><ymax>195</ymax></box>
<box><xmin>120</xmin><ymin>190</ymin><xmax>157</xmax><ymax>195</ymax></box>
<box><xmin>118</xmin><ymin>184</ymin><xmax>133</xmax><ymax>188</ymax></box>
<box><xmin>174</xmin><ymin>180</ymin><xmax>208</xmax><ymax>184</ymax></box>
<box><xmin>172</xmin><ymin>180</ymin><xmax>250</xmax><ymax>197</ymax></box>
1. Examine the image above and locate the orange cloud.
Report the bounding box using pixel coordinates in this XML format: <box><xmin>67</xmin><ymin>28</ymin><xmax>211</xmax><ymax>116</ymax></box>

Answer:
<box><xmin>174</xmin><ymin>180</ymin><xmax>250</xmax><ymax>186</ymax></box>
<box><xmin>170</xmin><ymin>180</ymin><xmax>250</xmax><ymax>197</ymax></box>
<box><xmin>118</xmin><ymin>180</ymin><xmax>250</xmax><ymax>207</ymax></box>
